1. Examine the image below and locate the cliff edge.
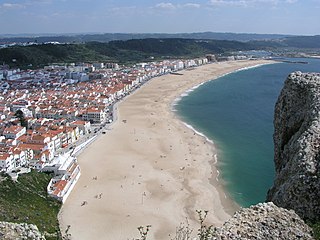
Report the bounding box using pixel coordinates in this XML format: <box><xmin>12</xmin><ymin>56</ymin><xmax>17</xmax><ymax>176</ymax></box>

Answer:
<box><xmin>212</xmin><ymin>202</ymin><xmax>314</xmax><ymax>240</ymax></box>
<box><xmin>0</xmin><ymin>221</ymin><xmax>45</xmax><ymax>240</ymax></box>
<box><xmin>267</xmin><ymin>71</ymin><xmax>320</xmax><ymax>221</ymax></box>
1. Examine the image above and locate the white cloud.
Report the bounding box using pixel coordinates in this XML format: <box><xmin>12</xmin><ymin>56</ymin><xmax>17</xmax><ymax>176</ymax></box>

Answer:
<box><xmin>155</xmin><ymin>2</ymin><xmax>201</xmax><ymax>10</ymax></box>
<box><xmin>0</xmin><ymin>0</ymin><xmax>53</xmax><ymax>10</ymax></box>
<box><xmin>209</xmin><ymin>0</ymin><xmax>249</xmax><ymax>6</ymax></box>
<box><xmin>155</xmin><ymin>2</ymin><xmax>176</xmax><ymax>10</ymax></box>
<box><xmin>183</xmin><ymin>3</ymin><xmax>201</xmax><ymax>8</ymax></box>
<box><xmin>1</xmin><ymin>3</ymin><xmax>25</xmax><ymax>9</ymax></box>
<box><xmin>28</xmin><ymin>0</ymin><xmax>52</xmax><ymax>3</ymax></box>
<box><xmin>209</xmin><ymin>0</ymin><xmax>298</xmax><ymax>7</ymax></box>
<box><xmin>108</xmin><ymin>6</ymin><xmax>139</xmax><ymax>16</ymax></box>
<box><xmin>23</xmin><ymin>0</ymin><xmax>52</xmax><ymax>6</ymax></box>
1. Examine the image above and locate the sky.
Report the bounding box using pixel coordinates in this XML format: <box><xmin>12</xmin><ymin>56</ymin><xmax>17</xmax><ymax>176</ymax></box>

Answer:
<box><xmin>0</xmin><ymin>0</ymin><xmax>319</xmax><ymax>35</ymax></box>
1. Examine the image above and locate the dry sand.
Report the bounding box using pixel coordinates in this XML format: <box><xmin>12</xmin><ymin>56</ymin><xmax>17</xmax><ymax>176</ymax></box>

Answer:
<box><xmin>59</xmin><ymin>60</ymin><xmax>273</xmax><ymax>240</ymax></box>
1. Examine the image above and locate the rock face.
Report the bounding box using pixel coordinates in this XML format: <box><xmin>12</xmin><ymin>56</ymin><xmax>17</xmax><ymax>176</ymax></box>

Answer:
<box><xmin>267</xmin><ymin>72</ymin><xmax>320</xmax><ymax>221</ymax></box>
<box><xmin>211</xmin><ymin>202</ymin><xmax>314</xmax><ymax>240</ymax></box>
<box><xmin>0</xmin><ymin>221</ymin><xmax>45</xmax><ymax>240</ymax></box>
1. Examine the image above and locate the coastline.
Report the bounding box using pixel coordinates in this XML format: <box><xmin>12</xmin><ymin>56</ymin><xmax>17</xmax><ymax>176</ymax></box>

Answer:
<box><xmin>59</xmin><ymin>60</ymin><xmax>274</xmax><ymax>240</ymax></box>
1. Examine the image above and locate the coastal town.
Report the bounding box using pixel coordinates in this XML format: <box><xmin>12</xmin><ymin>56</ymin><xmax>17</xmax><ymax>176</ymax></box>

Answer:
<box><xmin>0</xmin><ymin>54</ymin><xmax>251</xmax><ymax>203</ymax></box>
<box><xmin>0</xmin><ymin>0</ymin><xmax>319</xmax><ymax>237</ymax></box>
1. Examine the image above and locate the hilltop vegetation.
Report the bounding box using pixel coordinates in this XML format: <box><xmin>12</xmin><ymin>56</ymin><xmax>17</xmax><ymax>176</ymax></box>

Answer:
<box><xmin>0</xmin><ymin>171</ymin><xmax>61</xmax><ymax>239</ymax></box>
<box><xmin>0</xmin><ymin>39</ymin><xmax>254</xmax><ymax>68</ymax></box>
<box><xmin>0</xmin><ymin>43</ymin><xmax>110</xmax><ymax>69</ymax></box>
<box><xmin>281</xmin><ymin>35</ymin><xmax>320</xmax><ymax>49</ymax></box>
<box><xmin>1</xmin><ymin>31</ymin><xmax>319</xmax><ymax>48</ymax></box>
<box><xmin>106</xmin><ymin>38</ymin><xmax>252</xmax><ymax>55</ymax></box>
<box><xmin>0</xmin><ymin>38</ymin><xmax>257</xmax><ymax>68</ymax></box>
<box><xmin>1</xmin><ymin>35</ymin><xmax>320</xmax><ymax>69</ymax></box>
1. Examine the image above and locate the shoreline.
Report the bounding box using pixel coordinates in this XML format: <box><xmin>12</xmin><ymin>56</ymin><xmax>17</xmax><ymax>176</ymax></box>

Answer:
<box><xmin>171</xmin><ymin>61</ymin><xmax>278</xmax><ymax>212</ymax></box>
<box><xmin>59</xmin><ymin>60</ymin><xmax>275</xmax><ymax>240</ymax></box>
<box><xmin>168</xmin><ymin>60</ymin><xmax>277</xmax><ymax>219</ymax></box>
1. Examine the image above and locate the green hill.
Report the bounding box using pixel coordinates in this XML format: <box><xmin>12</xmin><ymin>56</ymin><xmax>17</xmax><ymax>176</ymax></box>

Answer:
<box><xmin>0</xmin><ymin>44</ymin><xmax>109</xmax><ymax>68</ymax></box>
<box><xmin>281</xmin><ymin>35</ymin><xmax>320</xmax><ymax>49</ymax></box>
<box><xmin>0</xmin><ymin>38</ymin><xmax>260</xmax><ymax>69</ymax></box>
<box><xmin>5</xmin><ymin>35</ymin><xmax>318</xmax><ymax>69</ymax></box>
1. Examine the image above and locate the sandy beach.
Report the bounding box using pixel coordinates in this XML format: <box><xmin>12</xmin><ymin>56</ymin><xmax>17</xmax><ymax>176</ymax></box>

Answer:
<box><xmin>59</xmin><ymin>60</ymin><xmax>273</xmax><ymax>240</ymax></box>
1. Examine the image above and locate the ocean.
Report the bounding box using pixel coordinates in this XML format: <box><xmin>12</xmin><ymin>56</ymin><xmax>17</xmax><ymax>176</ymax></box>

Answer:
<box><xmin>175</xmin><ymin>58</ymin><xmax>320</xmax><ymax>207</ymax></box>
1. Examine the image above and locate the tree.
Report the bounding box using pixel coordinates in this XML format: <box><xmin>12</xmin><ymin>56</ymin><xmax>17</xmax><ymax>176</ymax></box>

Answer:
<box><xmin>15</xmin><ymin>109</ymin><xmax>28</xmax><ymax>128</ymax></box>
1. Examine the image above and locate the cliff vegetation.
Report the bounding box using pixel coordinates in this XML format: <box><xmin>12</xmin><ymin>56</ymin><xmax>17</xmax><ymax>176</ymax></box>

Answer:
<box><xmin>0</xmin><ymin>171</ymin><xmax>61</xmax><ymax>239</ymax></box>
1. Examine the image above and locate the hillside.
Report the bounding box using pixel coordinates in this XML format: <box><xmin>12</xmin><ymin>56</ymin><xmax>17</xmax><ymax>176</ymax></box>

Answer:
<box><xmin>0</xmin><ymin>38</ymin><xmax>257</xmax><ymax>69</ymax></box>
<box><xmin>0</xmin><ymin>171</ymin><xmax>61</xmax><ymax>239</ymax></box>
<box><xmin>0</xmin><ymin>44</ymin><xmax>110</xmax><ymax>68</ymax></box>
<box><xmin>281</xmin><ymin>35</ymin><xmax>320</xmax><ymax>49</ymax></box>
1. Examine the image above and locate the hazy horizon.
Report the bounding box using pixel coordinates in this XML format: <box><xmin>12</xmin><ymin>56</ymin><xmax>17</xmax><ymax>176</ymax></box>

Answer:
<box><xmin>0</xmin><ymin>31</ymin><xmax>303</xmax><ymax>38</ymax></box>
<box><xmin>0</xmin><ymin>0</ymin><xmax>319</xmax><ymax>36</ymax></box>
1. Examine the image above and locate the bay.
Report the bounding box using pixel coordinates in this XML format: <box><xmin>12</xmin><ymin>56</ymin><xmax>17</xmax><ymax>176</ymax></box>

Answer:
<box><xmin>176</xmin><ymin>58</ymin><xmax>320</xmax><ymax>207</ymax></box>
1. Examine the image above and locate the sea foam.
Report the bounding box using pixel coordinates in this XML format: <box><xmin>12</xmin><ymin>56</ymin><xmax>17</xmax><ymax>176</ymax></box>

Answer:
<box><xmin>182</xmin><ymin>122</ymin><xmax>214</xmax><ymax>145</ymax></box>
<box><xmin>171</xmin><ymin>81</ymin><xmax>206</xmax><ymax>110</ymax></box>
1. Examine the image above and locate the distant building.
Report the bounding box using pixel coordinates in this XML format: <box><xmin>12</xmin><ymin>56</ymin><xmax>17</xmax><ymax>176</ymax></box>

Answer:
<box><xmin>93</xmin><ymin>62</ymin><xmax>104</xmax><ymax>69</ymax></box>
<box><xmin>3</xmin><ymin>126</ymin><xmax>26</xmax><ymax>140</ymax></box>
<box><xmin>81</xmin><ymin>108</ymin><xmax>106</xmax><ymax>123</ymax></box>
<box><xmin>70</xmin><ymin>120</ymin><xmax>91</xmax><ymax>135</ymax></box>
<box><xmin>235</xmin><ymin>55</ymin><xmax>248</xmax><ymax>60</ymax></box>
<box><xmin>205</xmin><ymin>54</ymin><xmax>216</xmax><ymax>62</ymax></box>
<box><xmin>217</xmin><ymin>56</ymin><xmax>235</xmax><ymax>62</ymax></box>
<box><xmin>105</xmin><ymin>63</ymin><xmax>120</xmax><ymax>70</ymax></box>
<box><xmin>0</xmin><ymin>153</ymin><xmax>14</xmax><ymax>172</ymax></box>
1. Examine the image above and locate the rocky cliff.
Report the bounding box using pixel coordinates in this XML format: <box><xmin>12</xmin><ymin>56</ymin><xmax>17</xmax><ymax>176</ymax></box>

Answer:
<box><xmin>267</xmin><ymin>72</ymin><xmax>320</xmax><ymax>221</ymax></box>
<box><xmin>211</xmin><ymin>202</ymin><xmax>314</xmax><ymax>240</ymax></box>
<box><xmin>211</xmin><ymin>72</ymin><xmax>319</xmax><ymax>240</ymax></box>
<box><xmin>0</xmin><ymin>221</ymin><xmax>45</xmax><ymax>240</ymax></box>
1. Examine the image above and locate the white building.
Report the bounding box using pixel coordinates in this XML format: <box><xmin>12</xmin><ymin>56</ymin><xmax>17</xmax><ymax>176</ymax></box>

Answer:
<box><xmin>13</xmin><ymin>149</ymin><xmax>27</xmax><ymax>169</ymax></box>
<box><xmin>93</xmin><ymin>63</ymin><xmax>104</xmax><ymax>69</ymax></box>
<box><xmin>82</xmin><ymin>108</ymin><xmax>106</xmax><ymax>123</ymax></box>
<box><xmin>70</xmin><ymin>120</ymin><xmax>91</xmax><ymax>135</ymax></box>
<box><xmin>47</xmin><ymin>156</ymin><xmax>81</xmax><ymax>203</ymax></box>
<box><xmin>0</xmin><ymin>153</ymin><xmax>14</xmax><ymax>172</ymax></box>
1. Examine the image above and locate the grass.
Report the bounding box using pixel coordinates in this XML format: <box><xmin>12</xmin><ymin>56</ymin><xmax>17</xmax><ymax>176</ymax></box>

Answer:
<box><xmin>310</xmin><ymin>222</ymin><xmax>320</xmax><ymax>240</ymax></box>
<box><xmin>0</xmin><ymin>170</ymin><xmax>62</xmax><ymax>239</ymax></box>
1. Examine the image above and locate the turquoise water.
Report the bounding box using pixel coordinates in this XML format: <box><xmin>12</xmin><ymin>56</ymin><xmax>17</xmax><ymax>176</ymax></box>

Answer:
<box><xmin>176</xmin><ymin>58</ymin><xmax>320</xmax><ymax>207</ymax></box>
